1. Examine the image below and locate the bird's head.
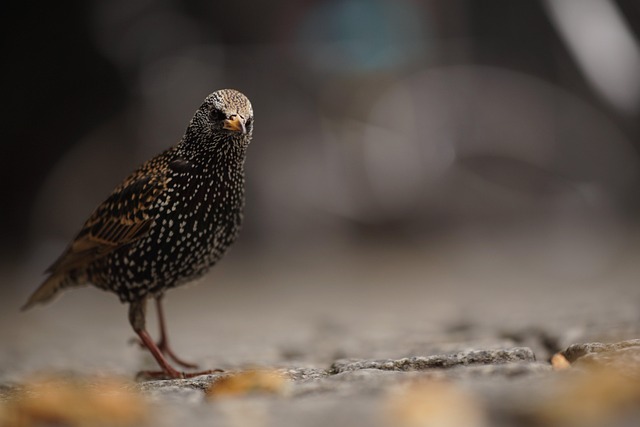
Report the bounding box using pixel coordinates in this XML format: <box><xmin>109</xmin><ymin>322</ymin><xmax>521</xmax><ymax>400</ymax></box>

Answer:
<box><xmin>184</xmin><ymin>89</ymin><xmax>254</xmax><ymax>153</ymax></box>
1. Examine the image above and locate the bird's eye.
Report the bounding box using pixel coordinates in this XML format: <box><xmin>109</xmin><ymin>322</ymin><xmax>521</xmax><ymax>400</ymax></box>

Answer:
<box><xmin>211</xmin><ymin>108</ymin><xmax>226</xmax><ymax>121</ymax></box>
<box><xmin>245</xmin><ymin>117</ymin><xmax>253</xmax><ymax>130</ymax></box>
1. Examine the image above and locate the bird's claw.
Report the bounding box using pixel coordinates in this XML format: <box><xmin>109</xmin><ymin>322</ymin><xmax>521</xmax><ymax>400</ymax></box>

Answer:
<box><xmin>129</xmin><ymin>336</ymin><xmax>200</xmax><ymax>369</ymax></box>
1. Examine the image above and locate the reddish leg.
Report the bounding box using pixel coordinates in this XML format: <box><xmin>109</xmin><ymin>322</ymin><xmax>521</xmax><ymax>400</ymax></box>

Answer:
<box><xmin>129</xmin><ymin>299</ymin><xmax>221</xmax><ymax>379</ymax></box>
<box><xmin>155</xmin><ymin>295</ymin><xmax>199</xmax><ymax>369</ymax></box>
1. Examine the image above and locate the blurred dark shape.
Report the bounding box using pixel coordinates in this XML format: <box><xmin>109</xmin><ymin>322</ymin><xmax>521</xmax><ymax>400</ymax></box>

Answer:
<box><xmin>318</xmin><ymin>67</ymin><xmax>637</xmax><ymax>225</ymax></box>
<box><xmin>2</xmin><ymin>0</ymin><xmax>640</xmax><ymax>284</ymax></box>
<box><xmin>293</xmin><ymin>0</ymin><xmax>429</xmax><ymax>73</ymax></box>
<box><xmin>458</xmin><ymin>155</ymin><xmax>580</xmax><ymax>198</ymax></box>
<box><xmin>1</xmin><ymin>1</ymin><xmax>125</xmax><ymax>258</ymax></box>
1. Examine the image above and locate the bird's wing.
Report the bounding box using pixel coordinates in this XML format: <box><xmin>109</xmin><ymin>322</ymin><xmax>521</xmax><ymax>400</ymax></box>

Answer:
<box><xmin>46</xmin><ymin>160</ymin><xmax>170</xmax><ymax>275</ymax></box>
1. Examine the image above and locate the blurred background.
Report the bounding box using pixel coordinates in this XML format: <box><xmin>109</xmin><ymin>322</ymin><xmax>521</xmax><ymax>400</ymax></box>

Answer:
<box><xmin>2</xmin><ymin>0</ymin><xmax>640</xmax><ymax>375</ymax></box>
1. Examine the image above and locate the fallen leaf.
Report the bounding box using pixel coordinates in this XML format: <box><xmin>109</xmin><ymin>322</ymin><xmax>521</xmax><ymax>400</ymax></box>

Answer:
<box><xmin>385</xmin><ymin>378</ymin><xmax>487</xmax><ymax>427</ymax></box>
<box><xmin>1</xmin><ymin>375</ymin><xmax>149</xmax><ymax>427</ymax></box>
<box><xmin>536</xmin><ymin>366</ymin><xmax>640</xmax><ymax>426</ymax></box>
<box><xmin>206</xmin><ymin>369</ymin><xmax>288</xmax><ymax>399</ymax></box>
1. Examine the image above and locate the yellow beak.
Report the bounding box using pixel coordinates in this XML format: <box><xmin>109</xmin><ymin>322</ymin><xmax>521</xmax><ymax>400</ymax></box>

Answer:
<box><xmin>223</xmin><ymin>116</ymin><xmax>246</xmax><ymax>134</ymax></box>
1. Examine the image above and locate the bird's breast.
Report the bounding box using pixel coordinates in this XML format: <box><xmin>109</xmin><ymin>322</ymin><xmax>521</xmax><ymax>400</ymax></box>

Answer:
<box><xmin>160</xmin><ymin>164</ymin><xmax>245</xmax><ymax>253</ymax></box>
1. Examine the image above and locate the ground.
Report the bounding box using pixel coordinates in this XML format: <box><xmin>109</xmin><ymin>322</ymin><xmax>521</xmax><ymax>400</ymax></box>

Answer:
<box><xmin>1</xmin><ymin>237</ymin><xmax>640</xmax><ymax>426</ymax></box>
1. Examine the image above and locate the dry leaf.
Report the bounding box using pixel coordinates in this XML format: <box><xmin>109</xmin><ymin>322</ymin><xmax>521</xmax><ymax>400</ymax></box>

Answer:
<box><xmin>385</xmin><ymin>379</ymin><xmax>487</xmax><ymax>427</ymax></box>
<box><xmin>206</xmin><ymin>369</ymin><xmax>288</xmax><ymax>399</ymax></box>
<box><xmin>0</xmin><ymin>375</ymin><xmax>149</xmax><ymax>427</ymax></box>
<box><xmin>536</xmin><ymin>366</ymin><xmax>640</xmax><ymax>426</ymax></box>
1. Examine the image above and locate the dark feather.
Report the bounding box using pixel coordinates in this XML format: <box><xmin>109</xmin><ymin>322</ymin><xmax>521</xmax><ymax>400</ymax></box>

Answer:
<box><xmin>168</xmin><ymin>158</ymin><xmax>193</xmax><ymax>174</ymax></box>
<box><xmin>45</xmin><ymin>162</ymin><xmax>169</xmax><ymax>275</ymax></box>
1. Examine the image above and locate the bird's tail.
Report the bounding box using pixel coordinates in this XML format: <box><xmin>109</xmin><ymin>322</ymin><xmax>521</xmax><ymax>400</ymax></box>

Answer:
<box><xmin>21</xmin><ymin>272</ymin><xmax>87</xmax><ymax>311</ymax></box>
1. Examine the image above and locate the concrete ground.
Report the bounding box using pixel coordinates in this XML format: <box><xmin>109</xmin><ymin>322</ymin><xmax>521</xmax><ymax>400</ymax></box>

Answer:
<box><xmin>1</xmin><ymin>231</ymin><xmax>640</xmax><ymax>426</ymax></box>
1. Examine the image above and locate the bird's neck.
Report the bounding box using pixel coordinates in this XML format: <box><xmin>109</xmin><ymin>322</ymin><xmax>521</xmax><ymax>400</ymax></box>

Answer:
<box><xmin>177</xmin><ymin>137</ymin><xmax>247</xmax><ymax>173</ymax></box>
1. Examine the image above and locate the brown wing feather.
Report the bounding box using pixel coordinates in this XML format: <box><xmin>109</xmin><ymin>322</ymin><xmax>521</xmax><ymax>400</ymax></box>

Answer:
<box><xmin>46</xmin><ymin>156</ymin><xmax>171</xmax><ymax>275</ymax></box>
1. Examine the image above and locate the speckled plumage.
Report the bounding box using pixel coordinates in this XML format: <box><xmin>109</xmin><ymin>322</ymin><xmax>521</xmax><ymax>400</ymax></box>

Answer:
<box><xmin>23</xmin><ymin>89</ymin><xmax>254</xmax><ymax>378</ymax></box>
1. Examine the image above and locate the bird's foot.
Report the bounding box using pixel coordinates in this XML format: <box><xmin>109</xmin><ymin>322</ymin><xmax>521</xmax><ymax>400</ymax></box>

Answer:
<box><xmin>132</xmin><ymin>327</ymin><xmax>218</xmax><ymax>381</ymax></box>
<box><xmin>157</xmin><ymin>339</ymin><xmax>200</xmax><ymax>369</ymax></box>
<box><xmin>128</xmin><ymin>337</ymin><xmax>200</xmax><ymax>369</ymax></box>
<box><xmin>136</xmin><ymin>368</ymin><xmax>224</xmax><ymax>381</ymax></box>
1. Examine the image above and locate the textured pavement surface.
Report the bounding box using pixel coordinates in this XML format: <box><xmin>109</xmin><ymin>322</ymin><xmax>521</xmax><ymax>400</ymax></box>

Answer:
<box><xmin>2</xmin><ymin>237</ymin><xmax>640</xmax><ymax>426</ymax></box>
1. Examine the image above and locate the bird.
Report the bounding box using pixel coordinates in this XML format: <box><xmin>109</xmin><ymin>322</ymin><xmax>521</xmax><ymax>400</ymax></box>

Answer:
<box><xmin>22</xmin><ymin>89</ymin><xmax>254</xmax><ymax>379</ymax></box>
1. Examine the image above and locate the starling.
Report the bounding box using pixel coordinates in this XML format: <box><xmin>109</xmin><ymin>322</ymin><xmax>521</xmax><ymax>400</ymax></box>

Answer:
<box><xmin>23</xmin><ymin>89</ymin><xmax>254</xmax><ymax>379</ymax></box>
